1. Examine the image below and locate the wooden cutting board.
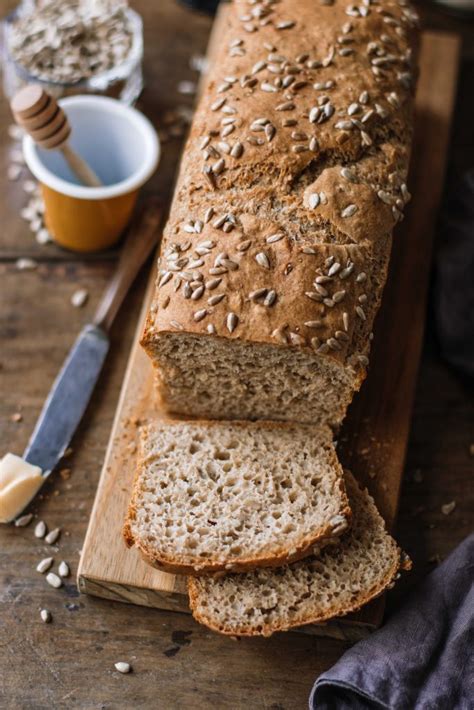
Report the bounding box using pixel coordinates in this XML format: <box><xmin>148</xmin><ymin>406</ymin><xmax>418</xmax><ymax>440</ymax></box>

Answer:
<box><xmin>77</xmin><ymin>22</ymin><xmax>460</xmax><ymax>640</ymax></box>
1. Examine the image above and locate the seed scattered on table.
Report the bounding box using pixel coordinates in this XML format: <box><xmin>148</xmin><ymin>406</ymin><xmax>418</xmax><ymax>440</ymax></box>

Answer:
<box><xmin>58</xmin><ymin>561</ymin><xmax>70</xmax><ymax>578</ymax></box>
<box><xmin>15</xmin><ymin>513</ymin><xmax>33</xmax><ymax>527</ymax></box>
<box><xmin>40</xmin><ymin>609</ymin><xmax>52</xmax><ymax>623</ymax></box>
<box><xmin>34</xmin><ymin>521</ymin><xmax>47</xmax><ymax>538</ymax></box>
<box><xmin>16</xmin><ymin>258</ymin><xmax>38</xmax><ymax>271</ymax></box>
<box><xmin>45</xmin><ymin>527</ymin><xmax>61</xmax><ymax>545</ymax></box>
<box><xmin>36</xmin><ymin>557</ymin><xmax>54</xmax><ymax>574</ymax></box>
<box><xmin>71</xmin><ymin>289</ymin><xmax>89</xmax><ymax>308</ymax></box>
<box><xmin>10</xmin><ymin>412</ymin><xmax>23</xmax><ymax>422</ymax></box>
<box><xmin>114</xmin><ymin>662</ymin><xmax>132</xmax><ymax>674</ymax></box>
<box><xmin>441</xmin><ymin>501</ymin><xmax>456</xmax><ymax>515</ymax></box>
<box><xmin>46</xmin><ymin>572</ymin><xmax>62</xmax><ymax>589</ymax></box>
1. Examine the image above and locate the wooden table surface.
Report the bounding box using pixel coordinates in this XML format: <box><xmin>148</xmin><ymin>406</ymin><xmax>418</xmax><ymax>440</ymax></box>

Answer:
<box><xmin>1</xmin><ymin>1</ymin><xmax>473</xmax><ymax>708</ymax></box>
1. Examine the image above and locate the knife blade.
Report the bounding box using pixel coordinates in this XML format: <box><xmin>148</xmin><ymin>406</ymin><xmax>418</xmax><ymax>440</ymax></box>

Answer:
<box><xmin>23</xmin><ymin>324</ymin><xmax>109</xmax><ymax>475</ymax></box>
<box><xmin>16</xmin><ymin>199</ymin><xmax>161</xmax><ymax>493</ymax></box>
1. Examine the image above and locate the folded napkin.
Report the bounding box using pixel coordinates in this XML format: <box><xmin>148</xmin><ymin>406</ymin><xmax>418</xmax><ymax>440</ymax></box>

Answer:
<box><xmin>310</xmin><ymin>534</ymin><xmax>474</xmax><ymax>709</ymax></box>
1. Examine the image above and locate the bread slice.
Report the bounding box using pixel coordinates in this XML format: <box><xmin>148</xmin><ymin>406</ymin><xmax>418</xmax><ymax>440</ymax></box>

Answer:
<box><xmin>188</xmin><ymin>472</ymin><xmax>409</xmax><ymax>636</ymax></box>
<box><xmin>124</xmin><ymin>420</ymin><xmax>351</xmax><ymax>574</ymax></box>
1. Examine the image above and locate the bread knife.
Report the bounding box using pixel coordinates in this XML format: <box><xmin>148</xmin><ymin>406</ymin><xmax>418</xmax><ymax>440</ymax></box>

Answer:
<box><xmin>22</xmin><ymin>200</ymin><xmax>161</xmax><ymax>487</ymax></box>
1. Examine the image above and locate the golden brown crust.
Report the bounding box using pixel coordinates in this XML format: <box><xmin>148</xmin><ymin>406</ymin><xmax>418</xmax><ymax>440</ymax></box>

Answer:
<box><xmin>123</xmin><ymin>419</ymin><xmax>352</xmax><ymax>574</ymax></box>
<box><xmin>143</xmin><ymin>0</ymin><xmax>419</xmax><ymax>373</ymax></box>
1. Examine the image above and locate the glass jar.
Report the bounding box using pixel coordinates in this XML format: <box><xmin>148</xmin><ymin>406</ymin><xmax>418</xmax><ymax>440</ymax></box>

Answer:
<box><xmin>1</xmin><ymin>5</ymin><xmax>144</xmax><ymax>105</ymax></box>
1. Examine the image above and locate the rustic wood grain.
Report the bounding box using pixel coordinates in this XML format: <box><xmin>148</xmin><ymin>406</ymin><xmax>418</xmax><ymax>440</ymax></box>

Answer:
<box><xmin>1</xmin><ymin>1</ymin><xmax>473</xmax><ymax>708</ymax></box>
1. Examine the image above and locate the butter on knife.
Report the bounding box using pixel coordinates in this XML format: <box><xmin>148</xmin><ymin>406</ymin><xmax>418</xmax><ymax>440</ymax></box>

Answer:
<box><xmin>0</xmin><ymin>453</ymin><xmax>43</xmax><ymax>523</ymax></box>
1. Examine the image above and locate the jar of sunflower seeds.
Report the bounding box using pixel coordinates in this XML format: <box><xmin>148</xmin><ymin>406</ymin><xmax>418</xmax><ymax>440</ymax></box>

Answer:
<box><xmin>1</xmin><ymin>0</ymin><xmax>144</xmax><ymax>104</ymax></box>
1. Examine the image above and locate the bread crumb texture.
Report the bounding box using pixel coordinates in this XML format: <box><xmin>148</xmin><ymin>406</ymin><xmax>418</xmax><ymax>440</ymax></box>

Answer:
<box><xmin>188</xmin><ymin>471</ymin><xmax>403</xmax><ymax>636</ymax></box>
<box><xmin>125</xmin><ymin>421</ymin><xmax>351</xmax><ymax>573</ymax></box>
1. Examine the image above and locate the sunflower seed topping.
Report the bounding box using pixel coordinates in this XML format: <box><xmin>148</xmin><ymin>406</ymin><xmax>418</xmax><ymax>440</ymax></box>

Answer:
<box><xmin>309</xmin><ymin>193</ymin><xmax>320</xmax><ymax>209</ymax></box>
<box><xmin>226</xmin><ymin>312</ymin><xmax>239</xmax><ymax>333</ymax></box>
<box><xmin>356</xmin><ymin>306</ymin><xmax>366</xmax><ymax>320</ymax></box>
<box><xmin>341</xmin><ymin>204</ymin><xmax>358</xmax><ymax>218</ymax></box>
<box><xmin>255</xmin><ymin>252</ymin><xmax>271</xmax><ymax>269</ymax></box>
<box><xmin>264</xmin><ymin>290</ymin><xmax>277</xmax><ymax>307</ymax></box>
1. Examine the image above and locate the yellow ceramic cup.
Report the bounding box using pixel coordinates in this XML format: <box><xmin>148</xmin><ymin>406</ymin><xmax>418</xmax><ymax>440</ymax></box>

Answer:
<box><xmin>23</xmin><ymin>95</ymin><xmax>159</xmax><ymax>252</ymax></box>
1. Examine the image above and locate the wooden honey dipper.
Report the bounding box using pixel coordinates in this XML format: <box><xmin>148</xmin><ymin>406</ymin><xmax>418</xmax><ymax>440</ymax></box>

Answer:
<box><xmin>10</xmin><ymin>85</ymin><xmax>102</xmax><ymax>188</ymax></box>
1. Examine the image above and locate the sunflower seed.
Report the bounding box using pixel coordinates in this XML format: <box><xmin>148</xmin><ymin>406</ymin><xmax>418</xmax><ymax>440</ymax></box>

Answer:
<box><xmin>315</xmin><ymin>283</ymin><xmax>329</xmax><ymax>297</ymax></box>
<box><xmin>211</xmin><ymin>97</ymin><xmax>226</xmax><ymax>111</ymax></box>
<box><xmin>309</xmin><ymin>137</ymin><xmax>319</xmax><ymax>152</ymax></box>
<box><xmin>309</xmin><ymin>107</ymin><xmax>320</xmax><ymax>123</ymax></box>
<box><xmin>212</xmin><ymin>158</ymin><xmax>225</xmax><ymax>175</ymax></box>
<box><xmin>45</xmin><ymin>528</ymin><xmax>61</xmax><ymax>545</ymax></box>
<box><xmin>377</xmin><ymin>190</ymin><xmax>393</xmax><ymax>205</ymax></box>
<box><xmin>194</xmin><ymin>309</ymin><xmax>208</xmax><ymax>322</ymax></box>
<box><xmin>208</xmin><ymin>293</ymin><xmax>225</xmax><ymax>306</ymax></box>
<box><xmin>231</xmin><ymin>142</ymin><xmax>244</xmax><ymax>158</ymax></box>
<box><xmin>328</xmin><ymin>262</ymin><xmax>341</xmax><ymax>276</ymax></box>
<box><xmin>333</xmin><ymin>290</ymin><xmax>346</xmax><ymax>302</ymax></box>
<box><xmin>236</xmin><ymin>240</ymin><xmax>252</xmax><ymax>252</ymax></box>
<box><xmin>171</xmin><ymin>320</ymin><xmax>184</xmax><ymax>330</ymax></box>
<box><xmin>249</xmin><ymin>288</ymin><xmax>268</xmax><ymax>300</ymax></box>
<box><xmin>341</xmin><ymin>204</ymin><xmax>358</xmax><ymax>218</ymax></box>
<box><xmin>15</xmin><ymin>513</ymin><xmax>33</xmax><ymax>527</ymax></box>
<box><xmin>308</xmin><ymin>193</ymin><xmax>320</xmax><ymax>209</ymax></box>
<box><xmin>58</xmin><ymin>561</ymin><xmax>70</xmax><ymax>578</ymax></box>
<box><xmin>356</xmin><ymin>272</ymin><xmax>367</xmax><ymax>283</ymax></box>
<box><xmin>343</xmin><ymin>312</ymin><xmax>350</xmax><ymax>330</ymax></box>
<box><xmin>266</xmin><ymin>232</ymin><xmax>284</xmax><ymax>244</ymax></box>
<box><xmin>304</xmin><ymin>320</ymin><xmax>323</xmax><ymax>328</ymax></box>
<box><xmin>441</xmin><ymin>501</ymin><xmax>456</xmax><ymax>515</ymax></box>
<box><xmin>46</xmin><ymin>572</ymin><xmax>62</xmax><ymax>589</ymax></box>
<box><xmin>191</xmin><ymin>286</ymin><xmax>205</xmax><ymax>301</ymax></box>
<box><xmin>204</xmin><ymin>207</ymin><xmax>214</xmax><ymax>223</ymax></box>
<box><xmin>115</xmin><ymin>662</ymin><xmax>131</xmax><ymax>674</ymax></box>
<box><xmin>340</xmin><ymin>167</ymin><xmax>356</xmax><ymax>182</ymax></box>
<box><xmin>289</xmin><ymin>332</ymin><xmax>305</xmax><ymax>346</ymax></box>
<box><xmin>207</xmin><ymin>324</ymin><xmax>216</xmax><ymax>335</ymax></box>
<box><xmin>226</xmin><ymin>312</ymin><xmax>238</xmax><ymax>333</ymax></box>
<box><xmin>206</xmin><ymin>277</ymin><xmax>222</xmax><ymax>290</ymax></box>
<box><xmin>272</xmin><ymin>327</ymin><xmax>288</xmax><ymax>344</ymax></box>
<box><xmin>16</xmin><ymin>258</ymin><xmax>38</xmax><ymax>271</ymax></box>
<box><xmin>255</xmin><ymin>252</ymin><xmax>270</xmax><ymax>269</ymax></box>
<box><xmin>40</xmin><ymin>609</ymin><xmax>52</xmax><ymax>623</ymax></box>
<box><xmin>71</xmin><ymin>289</ymin><xmax>88</xmax><ymax>308</ymax></box>
<box><xmin>34</xmin><ymin>521</ymin><xmax>47</xmax><ymax>539</ymax></box>
<box><xmin>36</xmin><ymin>557</ymin><xmax>54</xmax><ymax>574</ymax></box>
<box><xmin>264</xmin><ymin>290</ymin><xmax>277</xmax><ymax>306</ymax></box>
<box><xmin>265</xmin><ymin>123</ymin><xmax>276</xmax><ymax>142</ymax></box>
<box><xmin>339</xmin><ymin>264</ymin><xmax>355</xmax><ymax>279</ymax></box>
<box><xmin>356</xmin><ymin>306</ymin><xmax>366</xmax><ymax>320</ymax></box>
<box><xmin>305</xmin><ymin>291</ymin><xmax>323</xmax><ymax>302</ymax></box>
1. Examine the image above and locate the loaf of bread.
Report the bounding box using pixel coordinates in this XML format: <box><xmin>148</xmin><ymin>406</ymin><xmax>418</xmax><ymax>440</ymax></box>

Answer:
<box><xmin>142</xmin><ymin>0</ymin><xmax>419</xmax><ymax>426</ymax></box>
<box><xmin>124</xmin><ymin>420</ymin><xmax>351</xmax><ymax>574</ymax></box>
<box><xmin>188</xmin><ymin>471</ymin><xmax>410</xmax><ymax>636</ymax></box>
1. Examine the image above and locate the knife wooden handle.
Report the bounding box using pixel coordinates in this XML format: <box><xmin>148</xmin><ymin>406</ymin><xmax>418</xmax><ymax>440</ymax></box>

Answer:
<box><xmin>93</xmin><ymin>198</ymin><xmax>162</xmax><ymax>332</ymax></box>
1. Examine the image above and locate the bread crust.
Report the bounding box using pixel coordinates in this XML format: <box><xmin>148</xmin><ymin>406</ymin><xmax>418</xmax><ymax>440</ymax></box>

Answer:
<box><xmin>123</xmin><ymin>419</ymin><xmax>352</xmax><ymax>575</ymax></box>
<box><xmin>142</xmin><ymin>0</ymin><xmax>419</xmax><ymax>399</ymax></box>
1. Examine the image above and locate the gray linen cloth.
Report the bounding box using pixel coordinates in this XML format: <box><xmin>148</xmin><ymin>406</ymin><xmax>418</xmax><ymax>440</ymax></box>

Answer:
<box><xmin>310</xmin><ymin>534</ymin><xmax>474</xmax><ymax>710</ymax></box>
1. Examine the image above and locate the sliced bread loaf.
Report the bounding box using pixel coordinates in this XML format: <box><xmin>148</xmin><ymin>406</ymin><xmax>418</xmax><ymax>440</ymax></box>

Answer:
<box><xmin>124</xmin><ymin>420</ymin><xmax>351</xmax><ymax>574</ymax></box>
<box><xmin>188</xmin><ymin>471</ymin><xmax>409</xmax><ymax>636</ymax></box>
